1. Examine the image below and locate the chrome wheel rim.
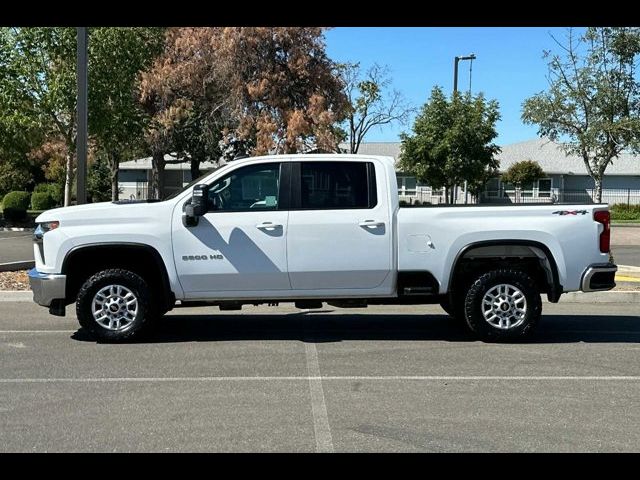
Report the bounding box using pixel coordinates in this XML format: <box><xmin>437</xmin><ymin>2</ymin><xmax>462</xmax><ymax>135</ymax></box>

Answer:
<box><xmin>481</xmin><ymin>283</ymin><xmax>527</xmax><ymax>330</ymax></box>
<box><xmin>91</xmin><ymin>284</ymin><xmax>138</xmax><ymax>331</ymax></box>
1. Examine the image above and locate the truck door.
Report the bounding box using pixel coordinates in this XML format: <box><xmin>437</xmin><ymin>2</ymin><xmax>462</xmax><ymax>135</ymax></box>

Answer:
<box><xmin>172</xmin><ymin>162</ymin><xmax>291</xmax><ymax>297</ymax></box>
<box><xmin>286</xmin><ymin>160</ymin><xmax>393</xmax><ymax>293</ymax></box>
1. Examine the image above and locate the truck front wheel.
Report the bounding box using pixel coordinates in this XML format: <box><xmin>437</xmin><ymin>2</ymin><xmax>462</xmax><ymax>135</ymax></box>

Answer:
<box><xmin>464</xmin><ymin>268</ymin><xmax>542</xmax><ymax>342</ymax></box>
<box><xmin>76</xmin><ymin>269</ymin><xmax>156</xmax><ymax>342</ymax></box>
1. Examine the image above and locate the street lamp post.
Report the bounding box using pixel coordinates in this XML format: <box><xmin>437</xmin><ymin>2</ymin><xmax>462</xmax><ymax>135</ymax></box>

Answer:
<box><xmin>453</xmin><ymin>54</ymin><xmax>476</xmax><ymax>204</ymax></box>
<box><xmin>76</xmin><ymin>27</ymin><xmax>88</xmax><ymax>205</ymax></box>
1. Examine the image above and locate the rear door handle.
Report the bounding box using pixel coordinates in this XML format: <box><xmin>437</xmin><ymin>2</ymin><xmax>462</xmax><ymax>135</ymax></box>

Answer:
<box><xmin>256</xmin><ymin>222</ymin><xmax>282</xmax><ymax>230</ymax></box>
<box><xmin>359</xmin><ymin>219</ymin><xmax>385</xmax><ymax>228</ymax></box>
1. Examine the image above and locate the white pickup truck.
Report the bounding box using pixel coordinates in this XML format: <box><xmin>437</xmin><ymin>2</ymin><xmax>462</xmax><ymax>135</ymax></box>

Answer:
<box><xmin>29</xmin><ymin>154</ymin><xmax>616</xmax><ymax>342</ymax></box>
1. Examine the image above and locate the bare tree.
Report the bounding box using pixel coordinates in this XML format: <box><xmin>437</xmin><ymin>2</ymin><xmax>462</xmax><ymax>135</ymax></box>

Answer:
<box><xmin>341</xmin><ymin>63</ymin><xmax>415</xmax><ymax>153</ymax></box>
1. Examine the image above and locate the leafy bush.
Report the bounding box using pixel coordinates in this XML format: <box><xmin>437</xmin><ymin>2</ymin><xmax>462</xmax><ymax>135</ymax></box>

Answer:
<box><xmin>2</xmin><ymin>191</ymin><xmax>31</xmax><ymax>221</ymax></box>
<box><xmin>501</xmin><ymin>160</ymin><xmax>545</xmax><ymax>187</ymax></box>
<box><xmin>0</xmin><ymin>162</ymin><xmax>31</xmax><ymax>199</ymax></box>
<box><xmin>610</xmin><ymin>203</ymin><xmax>640</xmax><ymax>221</ymax></box>
<box><xmin>34</xmin><ymin>183</ymin><xmax>63</xmax><ymax>206</ymax></box>
<box><xmin>31</xmin><ymin>191</ymin><xmax>56</xmax><ymax>211</ymax></box>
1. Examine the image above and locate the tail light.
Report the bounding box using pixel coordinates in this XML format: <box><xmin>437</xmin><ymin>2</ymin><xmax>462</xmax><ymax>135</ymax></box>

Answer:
<box><xmin>594</xmin><ymin>210</ymin><xmax>610</xmax><ymax>253</ymax></box>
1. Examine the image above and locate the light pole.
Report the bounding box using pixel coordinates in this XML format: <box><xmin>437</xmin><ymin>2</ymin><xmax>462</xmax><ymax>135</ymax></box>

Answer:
<box><xmin>453</xmin><ymin>54</ymin><xmax>476</xmax><ymax>204</ymax></box>
<box><xmin>76</xmin><ymin>27</ymin><xmax>88</xmax><ymax>205</ymax></box>
<box><xmin>453</xmin><ymin>53</ymin><xmax>475</xmax><ymax>95</ymax></box>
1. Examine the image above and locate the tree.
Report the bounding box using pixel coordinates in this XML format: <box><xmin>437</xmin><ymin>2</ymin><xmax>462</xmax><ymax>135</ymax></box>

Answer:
<box><xmin>139</xmin><ymin>27</ymin><xmax>227</xmax><ymax>199</ymax></box>
<box><xmin>139</xmin><ymin>27</ymin><xmax>349</xmax><ymax>198</ymax></box>
<box><xmin>218</xmin><ymin>27</ymin><xmax>349</xmax><ymax>155</ymax></box>
<box><xmin>522</xmin><ymin>27</ymin><xmax>640</xmax><ymax>203</ymax></box>
<box><xmin>399</xmin><ymin>86</ymin><xmax>501</xmax><ymax>204</ymax></box>
<box><xmin>340</xmin><ymin>62</ymin><xmax>414</xmax><ymax>153</ymax></box>
<box><xmin>0</xmin><ymin>27</ymin><xmax>78</xmax><ymax>206</ymax></box>
<box><xmin>86</xmin><ymin>154</ymin><xmax>114</xmax><ymax>202</ymax></box>
<box><xmin>89</xmin><ymin>27</ymin><xmax>165</xmax><ymax>201</ymax></box>
<box><xmin>502</xmin><ymin>160</ymin><xmax>545</xmax><ymax>187</ymax></box>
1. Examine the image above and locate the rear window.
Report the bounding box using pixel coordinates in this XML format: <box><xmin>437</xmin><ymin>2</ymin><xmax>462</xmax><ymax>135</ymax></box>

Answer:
<box><xmin>300</xmin><ymin>162</ymin><xmax>376</xmax><ymax>209</ymax></box>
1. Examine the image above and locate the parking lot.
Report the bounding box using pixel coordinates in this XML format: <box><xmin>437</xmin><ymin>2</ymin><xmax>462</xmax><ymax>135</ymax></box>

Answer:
<box><xmin>0</xmin><ymin>300</ymin><xmax>639</xmax><ymax>452</ymax></box>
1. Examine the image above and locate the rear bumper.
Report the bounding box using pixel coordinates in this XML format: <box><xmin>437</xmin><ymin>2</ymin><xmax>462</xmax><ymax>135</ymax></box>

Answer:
<box><xmin>28</xmin><ymin>268</ymin><xmax>66</xmax><ymax>307</ymax></box>
<box><xmin>581</xmin><ymin>263</ymin><xmax>617</xmax><ymax>292</ymax></box>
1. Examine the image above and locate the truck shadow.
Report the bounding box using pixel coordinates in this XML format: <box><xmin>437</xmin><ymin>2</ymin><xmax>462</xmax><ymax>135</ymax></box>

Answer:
<box><xmin>71</xmin><ymin>312</ymin><xmax>640</xmax><ymax>344</ymax></box>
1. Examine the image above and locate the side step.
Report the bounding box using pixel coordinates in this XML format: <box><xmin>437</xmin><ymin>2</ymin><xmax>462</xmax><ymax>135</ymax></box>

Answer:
<box><xmin>402</xmin><ymin>286</ymin><xmax>435</xmax><ymax>296</ymax></box>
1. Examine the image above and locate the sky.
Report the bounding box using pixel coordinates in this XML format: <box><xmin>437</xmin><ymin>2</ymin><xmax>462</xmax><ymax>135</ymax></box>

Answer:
<box><xmin>324</xmin><ymin>27</ymin><xmax>583</xmax><ymax>146</ymax></box>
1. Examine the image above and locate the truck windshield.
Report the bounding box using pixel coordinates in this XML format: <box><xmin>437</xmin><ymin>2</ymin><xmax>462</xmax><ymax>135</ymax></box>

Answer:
<box><xmin>163</xmin><ymin>165</ymin><xmax>225</xmax><ymax>201</ymax></box>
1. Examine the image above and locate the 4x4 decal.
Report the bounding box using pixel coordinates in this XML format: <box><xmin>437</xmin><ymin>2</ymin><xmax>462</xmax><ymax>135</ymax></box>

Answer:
<box><xmin>552</xmin><ymin>210</ymin><xmax>588</xmax><ymax>216</ymax></box>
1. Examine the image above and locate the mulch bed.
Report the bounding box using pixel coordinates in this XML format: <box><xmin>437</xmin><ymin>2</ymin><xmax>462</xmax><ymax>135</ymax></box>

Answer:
<box><xmin>0</xmin><ymin>270</ymin><xmax>30</xmax><ymax>290</ymax></box>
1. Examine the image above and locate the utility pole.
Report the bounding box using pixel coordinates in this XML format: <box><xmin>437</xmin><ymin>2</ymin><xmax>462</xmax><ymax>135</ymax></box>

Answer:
<box><xmin>76</xmin><ymin>27</ymin><xmax>88</xmax><ymax>205</ymax></box>
<box><xmin>453</xmin><ymin>54</ymin><xmax>476</xmax><ymax>204</ymax></box>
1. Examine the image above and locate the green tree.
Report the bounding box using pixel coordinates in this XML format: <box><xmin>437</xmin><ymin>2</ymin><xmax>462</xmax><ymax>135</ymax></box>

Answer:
<box><xmin>340</xmin><ymin>62</ymin><xmax>414</xmax><ymax>153</ymax></box>
<box><xmin>0</xmin><ymin>27</ymin><xmax>77</xmax><ymax>206</ymax></box>
<box><xmin>89</xmin><ymin>27</ymin><xmax>166</xmax><ymax>201</ymax></box>
<box><xmin>522</xmin><ymin>27</ymin><xmax>640</xmax><ymax>203</ymax></box>
<box><xmin>399</xmin><ymin>86</ymin><xmax>501</xmax><ymax>204</ymax></box>
<box><xmin>502</xmin><ymin>160</ymin><xmax>545</xmax><ymax>187</ymax></box>
<box><xmin>86</xmin><ymin>155</ymin><xmax>113</xmax><ymax>202</ymax></box>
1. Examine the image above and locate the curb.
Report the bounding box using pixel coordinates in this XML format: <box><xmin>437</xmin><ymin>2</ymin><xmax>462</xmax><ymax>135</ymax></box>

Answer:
<box><xmin>612</xmin><ymin>224</ymin><xmax>640</xmax><ymax>228</ymax></box>
<box><xmin>551</xmin><ymin>291</ymin><xmax>640</xmax><ymax>303</ymax></box>
<box><xmin>0</xmin><ymin>227</ymin><xmax>33</xmax><ymax>232</ymax></box>
<box><xmin>0</xmin><ymin>291</ymin><xmax>32</xmax><ymax>301</ymax></box>
<box><xmin>0</xmin><ymin>261</ymin><xmax>35</xmax><ymax>272</ymax></box>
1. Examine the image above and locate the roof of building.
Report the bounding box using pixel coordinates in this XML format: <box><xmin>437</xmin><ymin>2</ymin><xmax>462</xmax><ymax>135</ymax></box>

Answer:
<box><xmin>119</xmin><ymin>154</ymin><xmax>219</xmax><ymax>171</ymax></box>
<box><xmin>496</xmin><ymin>138</ymin><xmax>639</xmax><ymax>176</ymax></box>
<box><xmin>120</xmin><ymin>139</ymin><xmax>640</xmax><ymax>176</ymax></box>
<box><xmin>346</xmin><ymin>138</ymin><xmax>640</xmax><ymax>176</ymax></box>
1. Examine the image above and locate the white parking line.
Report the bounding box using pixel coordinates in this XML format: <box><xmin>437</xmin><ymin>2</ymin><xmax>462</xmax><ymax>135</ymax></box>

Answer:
<box><xmin>304</xmin><ymin>343</ymin><xmax>334</xmax><ymax>453</ymax></box>
<box><xmin>0</xmin><ymin>375</ymin><xmax>639</xmax><ymax>383</ymax></box>
<box><xmin>0</xmin><ymin>330</ymin><xmax>76</xmax><ymax>333</ymax></box>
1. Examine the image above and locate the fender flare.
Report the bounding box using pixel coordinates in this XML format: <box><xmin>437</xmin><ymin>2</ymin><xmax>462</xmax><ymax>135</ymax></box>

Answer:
<box><xmin>447</xmin><ymin>239</ymin><xmax>562</xmax><ymax>303</ymax></box>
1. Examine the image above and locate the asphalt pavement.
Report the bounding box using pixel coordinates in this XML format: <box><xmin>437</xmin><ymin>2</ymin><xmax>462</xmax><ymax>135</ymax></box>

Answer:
<box><xmin>0</xmin><ymin>231</ymin><xmax>33</xmax><ymax>266</ymax></box>
<box><xmin>0</xmin><ymin>301</ymin><xmax>639</xmax><ymax>452</ymax></box>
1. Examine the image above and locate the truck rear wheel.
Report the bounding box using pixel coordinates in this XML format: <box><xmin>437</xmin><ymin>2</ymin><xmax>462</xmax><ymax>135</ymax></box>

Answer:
<box><xmin>464</xmin><ymin>268</ymin><xmax>542</xmax><ymax>342</ymax></box>
<box><xmin>76</xmin><ymin>269</ymin><xmax>156</xmax><ymax>342</ymax></box>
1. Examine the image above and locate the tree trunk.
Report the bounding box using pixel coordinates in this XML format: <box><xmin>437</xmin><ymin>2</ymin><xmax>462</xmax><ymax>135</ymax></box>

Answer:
<box><xmin>109</xmin><ymin>151</ymin><xmax>120</xmax><ymax>202</ymax></box>
<box><xmin>190</xmin><ymin>156</ymin><xmax>201</xmax><ymax>182</ymax></box>
<box><xmin>63</xmin><ymin>152</ymin><xmax>74</xmax><ymax>206</ymax></box>
<box><xmin>594</xmin><ymin>176</ymin><xmax>603</xmax><ymax>203</ymax></box>
<box><xmin>150</xmin><ymin>151</ymin><xmax>165</xmax><ymax>200</ymax></box>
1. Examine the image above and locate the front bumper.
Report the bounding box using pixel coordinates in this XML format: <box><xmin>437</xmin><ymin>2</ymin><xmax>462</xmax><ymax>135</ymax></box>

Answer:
<box><xmin>581</xmin><ymin>263</ymin><xmax>617</xmax><ymax>292</ymax></box>
<box><xmin>28</xmin><ymin>268</ymin><xmax>66</xmax><ymax>307</ymax></box>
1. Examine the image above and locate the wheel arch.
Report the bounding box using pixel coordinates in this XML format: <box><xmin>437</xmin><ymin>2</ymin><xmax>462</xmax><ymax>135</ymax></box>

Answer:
<box><xmin>447</xmin><ymin>239</ymin><xmax>562</xmax><ymax>303</ymax></box>
<box><xmin>61</xmin><ymin>242</ymin><xmax>175</xmax><ymax>311</ymax></box>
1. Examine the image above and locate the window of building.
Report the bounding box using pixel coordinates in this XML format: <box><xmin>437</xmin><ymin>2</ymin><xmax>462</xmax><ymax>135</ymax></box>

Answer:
<box><xmin>538</xmin><ymin>178</ymin><xmax>552</xmax><ymax>197</ymax></box>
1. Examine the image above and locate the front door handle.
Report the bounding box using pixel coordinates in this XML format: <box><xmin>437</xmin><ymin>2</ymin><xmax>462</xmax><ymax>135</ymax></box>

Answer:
<box><xmin>256</xmin><ymin>221</ymin><xmax>282</xmax><ymax>230</ymax></box>
<box><xmin>359</xmin><ymin>219</ymin><xmax>385</xmax><ymax>228</ymax></box>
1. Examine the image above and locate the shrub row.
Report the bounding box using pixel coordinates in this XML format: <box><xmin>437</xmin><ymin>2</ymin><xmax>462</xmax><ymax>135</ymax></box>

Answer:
<box><xmin>610</xmin><ymin>203</ymin><xmax>640</xmax><ymax>221</ymax></box>
<box><xmin>1</xmin><ymin>185</ymin><xmax>60</xmax><ymax>222</ymax></box>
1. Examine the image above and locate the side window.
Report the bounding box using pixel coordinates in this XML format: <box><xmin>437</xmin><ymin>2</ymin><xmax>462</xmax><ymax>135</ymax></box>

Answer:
<box><xmin>208</xmin><ymin>163</ymin><xmax>281</xmax><ymax>211</ymax></box>
<box><xmin>300</xmin><ymin>162</ymin><xmax>375</xmax><ymax>210</ymax></box>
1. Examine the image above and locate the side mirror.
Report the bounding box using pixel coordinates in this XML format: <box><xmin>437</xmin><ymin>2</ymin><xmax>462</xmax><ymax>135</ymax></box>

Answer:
<box><xmin>183</xmin><ymin>184</ymin><xmax>210</xmax><ymax>227</ymax></box>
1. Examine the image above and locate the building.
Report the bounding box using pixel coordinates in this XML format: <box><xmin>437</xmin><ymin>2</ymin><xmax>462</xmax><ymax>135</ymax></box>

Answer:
<box><xmin>118</xmin><ymin>138</ymin><xmax>640</xmax><ymax>204</ymax></box>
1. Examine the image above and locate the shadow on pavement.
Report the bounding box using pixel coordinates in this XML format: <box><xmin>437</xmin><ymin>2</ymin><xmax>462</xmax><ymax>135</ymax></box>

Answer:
<box><xmin>71</xmin><ymin>311</ymin><xmax>640</xmax><ymax>344</ymax></box>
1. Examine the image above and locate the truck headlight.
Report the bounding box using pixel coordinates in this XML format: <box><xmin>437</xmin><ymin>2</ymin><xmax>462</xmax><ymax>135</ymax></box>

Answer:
<box><xmin>34</xmin><ymin>221</ymin><xmax>60</xmax><ymax>240</ymax></box>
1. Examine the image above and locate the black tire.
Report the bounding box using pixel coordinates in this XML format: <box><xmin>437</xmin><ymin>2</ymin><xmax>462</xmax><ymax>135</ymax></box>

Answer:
<box><xmin>464</xmin><ymin>268</ymin><xmax>542</xmax><ymax>342</ymax></box>
<box><xmin>76</xmin><ymin>269</ymin><xmax>156</xmax><ymax>342</ymax></box>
